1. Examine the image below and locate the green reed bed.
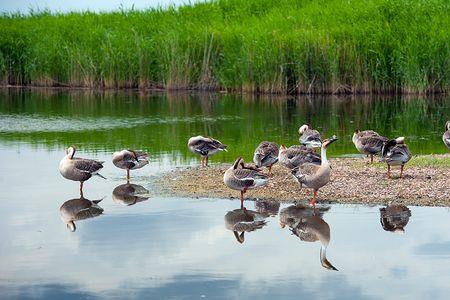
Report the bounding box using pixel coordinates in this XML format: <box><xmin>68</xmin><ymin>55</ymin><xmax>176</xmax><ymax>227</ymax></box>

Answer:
<box><xmin>1</xmin><ymin>0</ymin><xmax>449</xmax><ymax>94</ymax></box>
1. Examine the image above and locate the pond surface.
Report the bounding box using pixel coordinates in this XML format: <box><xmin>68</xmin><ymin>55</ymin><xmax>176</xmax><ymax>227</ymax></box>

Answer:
<box><xmin>1</xmin><ymin>89</ymin><xmax>450</xmax><ymax>299</ymax></box>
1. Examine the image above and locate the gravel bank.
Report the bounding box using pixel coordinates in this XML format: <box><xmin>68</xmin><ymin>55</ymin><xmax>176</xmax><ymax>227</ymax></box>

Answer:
<box><xmin>155</xmin><ymin>155</ymin><xmax>450</xmax><ymax>206</ymax></box>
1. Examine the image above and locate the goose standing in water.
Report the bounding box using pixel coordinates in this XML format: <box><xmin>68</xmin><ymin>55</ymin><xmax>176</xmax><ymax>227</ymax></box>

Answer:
<box><xmin>60</xmin><ymin>197</ymin><xmax>104</xmax><ymax>232</ymax></box>
<box><xmin>253</xmin><ymin>141</ymin><xmax>279</xmax><ymax>176</ymax></box>
<box><xmin>59</xmin><ymin>145</ymin><xmax>106</xmax><ymax>196</ymax></box>
<box><xmin>381</xmin><ymin>137</ymin><xmax>412</xmax><ymax>179</ymax></box>
<box><xmin>224</xmin><ymin>206</ymin><xmax>267</xmax><ymax>244</ymax></box>
<box><xmin>443</xmin><ymin>121</ymin><xmax>450</xmax><ymax>150</ymax></box>
<box><xmin>278</xmin><ymin>144</ymin><xmax>321</xmax><ymax>170</ymax></box>
<box><xmin>291</xmin><ymin>215</ymin><xmax>338</xmax><ymax>271</ymax></box>
<box><xmin>299</xmin><ymin>124</ymin><xmax>322</xmax><ymax>148</ymax></box>
<box><xmin>352</xmin><ymin>129</ymin><xmax>388</xmax><ymax>163</ymax></box>
<box><xmin>223</xmin><ymin>157</ymin><xmax>269</xmax><ymax>208</ymax></box>
<box><xmin>188</xmin><ymin>135</ymin><xmax>227</xmax><ymax>167</ymax></box>
<box><xmin>112</xmin><ymin>150</ymin><xmax>149</xmax><ymax>182</ymax></box>
<box><xmin>291</xmin><ymin>136</ymin><xmax>338</xmax><ymax>207</ymax></box>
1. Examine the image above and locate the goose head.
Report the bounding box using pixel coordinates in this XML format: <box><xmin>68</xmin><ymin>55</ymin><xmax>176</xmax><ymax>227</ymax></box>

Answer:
<box><xmin>233</xmin><ymin>231</ymin><xmax>245</xmax><ymax>244</ymax></box>
<box><xmin>298</xmin><ymin>124</ymin><xmax>310</xmax><ymax>134</ymax></box>
<box><xmin>128</xmin><ymin>150</ymin><xmax>140</xmax><ymax>163</ymax></box>
<box><xmin>445</xmin><ymin>121</ymin><xmax>450</xmax><ymax>131</ymax></box>
<box><xmin>66</xmin><ymin>145</ymin><xmax>76</xmax><ymax>159</ymax></box>
<box><xmin>395</xmin><ymin>137</ymin><xmax>405</xmax><ymax>144</ymax></box>
<box><xmin>66</xmin><ymin>220</ymin><xmax>76</xmax><ymax>232</ymax></box>
<box><xmin>320</xmin><ymin>247</ymin><xmax>338</xmax><ymax>271</ymax></box>
<box><xmin>322</xmin><ymin>135</ymin><xmax>338</xmax><ymax>149</ymax></box>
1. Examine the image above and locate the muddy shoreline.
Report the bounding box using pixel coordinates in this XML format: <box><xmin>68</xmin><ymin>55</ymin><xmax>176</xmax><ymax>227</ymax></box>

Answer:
<box><xmin>155</xmin><ymin>156</ymin><xmax>450</xmax><ymax>207</ymax></box>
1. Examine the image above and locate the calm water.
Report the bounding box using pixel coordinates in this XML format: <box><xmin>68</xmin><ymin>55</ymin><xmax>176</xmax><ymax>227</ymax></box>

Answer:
<box><xmin>1</xmin><ymin>89</ymin><xmax>450</xmax><ymax>299</ymax></box>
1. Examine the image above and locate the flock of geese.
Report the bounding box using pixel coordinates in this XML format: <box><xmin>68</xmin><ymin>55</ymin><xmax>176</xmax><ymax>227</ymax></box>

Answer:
<box><xmin>59</xmin><ymin>121</ymin><xmax>450</xmax><ymax>209</ymax></box>
<box><xmin>56</xmin><ymin>123</ymin><xmax>427</xmax><ymax>270</ymax></box>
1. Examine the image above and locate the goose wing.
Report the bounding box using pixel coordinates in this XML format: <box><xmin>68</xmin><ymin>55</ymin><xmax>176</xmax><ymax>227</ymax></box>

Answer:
<box><xmin>292</xmin><ymin>163</ymin><xmax>320</xmax><ymax>181</ymax></box>
<box><xmin>192</xmin><ymin>138</ymin><xmax>227</xmax><ymax>155</ymax></box>
<box><xmin>386</xmin><ymin>144</ymin><xmax>412</xmax><ymax>163</ymax></box>
<box><xmin>359</xmin><ymin>135</ymin><xmax>387</xmax><ymax>153</ymax></box>
<box><xmin>253</xmin><ymin>141</ymin><xmax>279</xmax><ymax>167</ymax></box>
<box><xmin>232</xmin><ymin>168</ymin><xmax>268</xmax><ymax>188</ymax></box>
<box><xmin>300</xmin><ymin>129</ymin><xmax>322</xmax><ymax>144</ymax></box>
<box><xmin>73</xmin><ymin>158</ymin><xmax>104</xmax><ymax>174</ymax></box>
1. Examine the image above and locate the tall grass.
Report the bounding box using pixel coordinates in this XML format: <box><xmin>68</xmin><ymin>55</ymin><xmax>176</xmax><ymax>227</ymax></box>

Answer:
<box><xmin>1</xmin><ymin>0</ymin><xmax>449</xmax><ymax>94</ymax></box>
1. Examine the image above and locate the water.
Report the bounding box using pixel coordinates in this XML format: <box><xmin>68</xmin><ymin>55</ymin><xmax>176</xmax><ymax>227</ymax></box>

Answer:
<box><xmin>1</xmin><ymin>89</ymin><xmax>450</xmax><ymax>299</ymax></box>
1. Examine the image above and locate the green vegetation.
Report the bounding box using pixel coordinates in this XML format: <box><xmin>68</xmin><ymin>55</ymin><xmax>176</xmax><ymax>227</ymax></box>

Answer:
<box><xmin>1</xmin><ymin>0</ymin><xmax>450</xmax><ymax>94</ymax></box>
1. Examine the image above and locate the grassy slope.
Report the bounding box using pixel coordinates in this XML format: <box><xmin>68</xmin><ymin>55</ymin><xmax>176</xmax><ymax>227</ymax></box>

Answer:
<box><xmin>1</xmin><ymin>0</ymin><xmax>449</xmax><ymax>94</ymax></box>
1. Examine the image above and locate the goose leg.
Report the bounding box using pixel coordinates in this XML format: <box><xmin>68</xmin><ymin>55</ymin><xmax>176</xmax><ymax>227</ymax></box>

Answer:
<box><xmin>310</xmin><ymin>190</ymin><xmax>317</xmax><ymax>208</ymax></box>
<box><xmin>127</xmin><ymin>169</ymin><xmax>130</xmax><ymax>183</ymax></box>
<box><xmin>370</xmin><ymin>154</ymin><xmax>374</xmax><ymax>164</ymax></box>
<box><xmin>206</xmin><ymin>156</ymin><xmax>209</xmax><ymax>167</ymax></box>
<box><xmin>268</xmin><ymin>165</ymin><xmax>273</xmax><ymax>176</ymax></box>
<box><xmin>79</xmin><ymin>182</ymin><xmax>84</xmax><ymax>198</ymax></box>
<box><xmin>240</xmin><ymin>188</ymin><xmax>247</xmax><ymax>209</ymax></box>
<box><xmin>400</xmin><ymin>165</ymin><xmax>404</xmax><ymax>179</ymax></box>
<box><xmin>201</xmin><ymin>157</ymin><xmax>204</xmax><ymax>167</ymax></box>
<box><xmin>387</xmin><ymin>164</ymin><xmax>391</xmax><ymax>179</ymax></box>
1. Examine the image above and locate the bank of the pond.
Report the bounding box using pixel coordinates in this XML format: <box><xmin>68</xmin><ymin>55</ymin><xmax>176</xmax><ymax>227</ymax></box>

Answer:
<box><xmin>156</xmin><ymin>155</ymin><xmax>450</xmax><ymax>206</ymax></box>
<box><xmin>1</xmin><ymin>0</ymin><xmax>450</xmax><ymax>94</ymax></box>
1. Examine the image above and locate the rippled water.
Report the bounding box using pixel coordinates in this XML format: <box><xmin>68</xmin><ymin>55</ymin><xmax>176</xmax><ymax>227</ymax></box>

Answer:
<box><xmin>1</xmin><ymin>89</ymin><xmax>450</xmax><ymax>299</ymax></box>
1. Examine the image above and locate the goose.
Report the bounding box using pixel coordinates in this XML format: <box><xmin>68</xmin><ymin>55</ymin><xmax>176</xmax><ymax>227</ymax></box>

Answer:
<box><xmin>380</xmin><ymin>204</ymin><xmax>411</xmax><ymax>233</ymax></box>
<box><xmin>299</xmin><ymin>124</ymin><xmax>322</xmax><ymax>148</ymax></box>
<box><xmin>278</xmin><ymin>144</ymin><xmax>321</xmax><ymax>170</ymax></box>
<box><xmin>253</xmin><ymin>141</ymin><xmax>279</xmax><ymax>176</ymax></box>
<box><xmin>60</xmin><ymin>197</ymin><xmax>104</xmax><ymax>232</ymax></box>
<box><xmin>59</xmin><ymin>145</ymin><xmax>106</xmax><ymax>196</ymax></box>
<box><xmin>112</xmin><ymin>150</ymin><xmax>149</xmax><ymax>182</ymax></box>
<box><xmin>188</xmin><ymin>135</ymin><xmax>227</xmax><ymax>166</ymax></box>
<box><xmin>291</xmin><ymin>215</ymin><xmax>338</xmax><ymax>271</ymax></box>
<box><xmin>291</xmin><ymin>136</ymin><xmax>338</xmax><ymax>207</ymax></box>
<box><xmin>224</xmin><ymin>206</ymin><xmax>267</xmax><ymax>244</ymax></box>
<box><xmin>443</xmin><ymin>121</ymin><xmax>450</xmax><ymax>150</ymax></box>
<box><xmin>112</xmin><ymin>183</ymin><xmax>150</xmax><ymax>206</ymax></box>
<box><xmin>352</xmin><ymin>129</ymin><xmax>388</xmax><ymax>163</ymax></box>
<box><xmin>223</xmin><ymin>157</ymin><xmax>269</xmax><ymax>208</ymax></box>
<box><xmin>381</xmin><ymin>137</ymin><xmax>412</xmax><ymax>179</ymax></box>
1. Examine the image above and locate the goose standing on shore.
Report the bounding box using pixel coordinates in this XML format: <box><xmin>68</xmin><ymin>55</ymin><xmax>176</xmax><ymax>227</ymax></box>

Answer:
<box><xmin>278</xmin><ymin>145</ymin><xmax>321</xmax><ymax>170</ymax></box>
<box><xmin>224</xmin><ymin>157</ymin><xmax>269</xmax><ymax>208</ymax></box>
<box><xmin>291</xmin><ymin>215</ymin><xmax>338</xmax><ymax>271</ymax></box>
<box><xmin>381</xmin><ymin>137</ymin><xmax>412</xmax><ymax>179</ymax></box>
<box><xmin>253</xmin><ymin>141</ymin><xmax>279</xmax><ymax>176</ymax></box>
<box><xmin>299</xmin><ymin>124</ymin><xmax>322</xmax><ymax>148</ymax></box>
<box><xmin>112</xmin><ymin>150</ymin><xmax>149</xmax><ymax>182</ymax></box>
<box><xmin>188</xmin><ymin>135</ymin><xmax>227</xmax><ymax>167</ymax></box>
<box><xmin>443</xmin><ymin>121</ymin><xmax>450</xmax><ymax>150</ymax></box>
<box><xmin>352</xmin><ymin>129</ymin><xmax>388</xmax><ymax>163</ymax></box>
<box><xmin>292</xmin><ymin>136</ymin><xmax>338</xmax><ymax>207</ymax></box>
<box><xmin>60</xmin><ymin>197</ymin><xmax>104</xmax><ymax>232</ymax></box>
<box><xmin>59</xmin><ymin>145</ymin><xmax>105</xmax><ymax>196</ymax></box>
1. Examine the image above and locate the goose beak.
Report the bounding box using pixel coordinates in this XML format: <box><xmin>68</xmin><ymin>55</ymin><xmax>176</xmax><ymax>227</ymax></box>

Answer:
<box><xmin>322</xmin><ymin>258</ymin><xmax>338</xmax><ymax>271</ymax></box>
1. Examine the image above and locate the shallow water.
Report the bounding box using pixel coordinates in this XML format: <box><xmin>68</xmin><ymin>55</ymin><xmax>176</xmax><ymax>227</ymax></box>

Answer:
<box><xmin>1</xmin><ymin>89</ymin><xmax>450</xmax><ymax>299</ymax></box>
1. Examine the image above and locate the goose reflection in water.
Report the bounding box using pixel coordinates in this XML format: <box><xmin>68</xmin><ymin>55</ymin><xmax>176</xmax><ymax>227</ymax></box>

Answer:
<box><xmin>255</xmin><ymin>199</ymin><xmax>280</xmax><ymax>216</ymax></box>
<box><xmin>380</xmin><ymin>204</ymin><xmax>411</xmax><ymax>233</ymax></box>
<box><xmin>112</xmin><ymin>183</ymin><xmax>150</xmax><ymax>206</ymax></box>
<box><xmin>59</xmin><ymin>197</ymin><xmax>104</xmax><ymax>232</ymax></box>
<box><xmin>224</xmin><ymin>204</ymin><xmax>268</xmax><ymax>244</ymax></box>
<box><xmin>280</xmin><ymin>204</ymin><xmax>337</xmax><ymax>271</ymax></box>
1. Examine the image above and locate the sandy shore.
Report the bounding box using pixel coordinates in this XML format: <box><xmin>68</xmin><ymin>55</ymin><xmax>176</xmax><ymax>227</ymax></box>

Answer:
<box><xmin>155</xmin><ymin>155</ymin><xmax>450</xmax><ymax>206</ymax></box>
